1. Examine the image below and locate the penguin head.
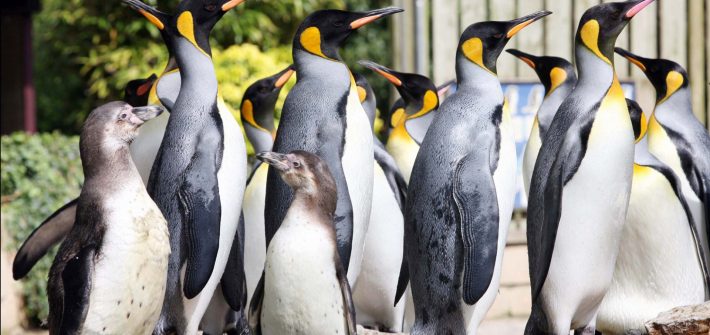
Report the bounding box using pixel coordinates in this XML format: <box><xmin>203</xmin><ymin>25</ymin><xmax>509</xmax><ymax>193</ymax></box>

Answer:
<box><xmin>615</xmin><ymin>48</ymin><xmax>689</xmax><ymax>103</ymax></box>
<box><xmin>82</xmin><ymin>102</ymin><xmax>165</xmax><ymax>145</ymax></box>
<box><xmin>293</xmin><ymin>7</ymin><xmax>403</xmax><ymax>61</ymax></box>
<box><xmin>123</xmin><ymin>0</ymin><xmax>245</xmax><ymax>56</ymax></box>
<box><xmin>506</xmin><ymin>49</ymin><xmax>577</xmax><ymax>96</ymax></box>
<box><xmin>123</xmin><ymin>74</ymin><xmax>158</xmax><ymax>107</ymax></box>
<box><xmin>458</xmin><ymin>11</ymin><xmax>551</xmax><ymax>74</ymax></box>
<box><xmin>359</xmin><ymin>60</ymin><xmax>438</xmax><ymax>120</ymax></box>
<box><xmin>241</xmin><ymin>65</ymin><xmax>295</xmax><ymax>136</ymax></box>
<box><xmin>353</xmin><ymin>72</ymin><xmax>377</xmax><ymax>128</ymax></box>
<box><xmin>625</xmin><ymin>98</ymin><xmax>647</xmax><ymax>142</ymax></box>
<box><xmin>575</xmin><ymin>0</ymin><xmax>654</xmax><ymax>64</ymax></box>
<box><xmin>257</xmin><ymin>151</ymin><xmax>337</xmax><ymax>208</ymax></box>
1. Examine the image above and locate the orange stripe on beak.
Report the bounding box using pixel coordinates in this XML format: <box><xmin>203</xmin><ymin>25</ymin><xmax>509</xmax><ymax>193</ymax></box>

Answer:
<box><xmin>140</xmin><ymin>9</ymin><xmax>164</xmax><ymax>30</ymax></box>
<box><xmin>625</xmin><ymin>56</ymin><xmax>647</xmax><ymax>72</ymax></box>
<box><xmin>275</xmin><ymin>69</ymin><xmax>295</xmax><ymax>88</ymax></box>
<box><xmin>222</xmin><ymin>0</ymin><xmax>245</xmax><ymax>11</ymax></box>
<box><xmin>507</xmin><ymin>19</ymin><xmax>534</xmax><ymax>38</ymax></box>
<box><xmin>350</xmin><ymin>14</ymin><xmax>382</xmax><ymax>29</ymax></box>
<box><xmin>373</xmin><ymin>68</ymin><xmax>402</xmax><ymax>86</ymax></box>
<box><xmin>519</xmin><ymin>56</ymin><xmax>536</xmax><ymax>69</ymax></box>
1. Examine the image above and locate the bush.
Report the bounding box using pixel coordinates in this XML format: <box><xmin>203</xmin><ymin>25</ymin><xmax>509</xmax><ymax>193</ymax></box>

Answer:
<box><xmin>1</xmin><ymin>132</ymin><xmax>84</xmax><ymax>326</ymax></box>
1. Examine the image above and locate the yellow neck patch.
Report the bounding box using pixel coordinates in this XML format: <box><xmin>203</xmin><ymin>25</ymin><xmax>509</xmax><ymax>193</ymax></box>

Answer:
<box><xmin>660</xmin><ymin>71</ymin><xmax>684</xmax><ymax>103</ymax></box>
<box><xmin>357</xmin><ymin>86</ymin><xmax>367</xmax><ymax>103</ymax></box>
<box><xmin>461</xmin><ymin>37</ymin><xmax>493</xmax><ymax>74</ymax></box>
<box><xmin>177</xmin><ymin>11</ymin><xmax>208</xmax><ymax>57</ymax></box>
<box><xmin>635</xmin><ymin>111</ymin><xmax>648</xmax><ymax>143</ymax></box>
<box><xmin>548</xmin><ymin>67</ymin><xmax>567</xmax><ymax>96</ymax></box>
<box><xmin>300</xmin><ymin>27</ymin><xmax>328</xmax><ymax>59</ymax></box>
<box><xmin>409</xmin><ymin>90</ymin><xmax>438</xmax><ymax>119</ymax></box>
<box><xmin>241</xmin><ymin>99</ymin><xmax>268</xmax><ymax>133</ymax></box>
<box><xmin>580</xmin><ymin>20</ymin><xmax>611</xmax><ymax>64</ymax></box>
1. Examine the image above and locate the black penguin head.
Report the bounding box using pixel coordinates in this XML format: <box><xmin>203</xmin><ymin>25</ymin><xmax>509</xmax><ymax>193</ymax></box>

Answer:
<box><xmin>123</xmin><ymin>0</ymin><xmax>244</xmax><ymax>56</ymax></box>
<box><xmin>576</xmin><ymin>0</ymin><xmax>654</xmax><ymax>64</ymax></box>
<box><xmin>458</xmin><ymin>11</ymin><xmax>551</xmax><ymax>74</ymax></box>
<box><xmin>240</xmin><ymin>65</ymin><xmax>295</xmax><ymax>135</ymax></box>
<box><xmin>359</xmin><ymin>60</ymin><xmax>438</xmax><ymax>119</ymax></box>
<box><xmin>506</xmin><ymin>49</ymin><xmax>576</xmax><ymax>95</ymax></box>
<box><xmin>294</xmin><ymin>7</ymin><xmax>402</xmax><ymax>61</ymax></box>
<box><xmin>257</xmin><ymin>151</ymin><xmax>337</xmax><ymax>208</ymax></box>
<box><xmin>625</xmin><ymin>98</ymin><xmax>647</xmax><ymax>142</ymax></box>
<box><xmin>615</xmin><ymin>48</ymin><xmax>689</xmax><ymax>103</ymax></box>
<box><xmin>82</xmin><ymin>101</ymin><xmax>164</xmax><ymax>145</ymax></box>
<box><xmin>123</xmin><ymin>74</ymin><xmax>158</xmax><ymax>107</ymax></box>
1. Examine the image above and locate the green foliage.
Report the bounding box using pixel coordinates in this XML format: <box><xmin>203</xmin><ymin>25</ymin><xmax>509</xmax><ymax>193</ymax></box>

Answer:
<box><xmin>1</xmin><ymin>132</ymin><xmax>83</xmax><ymax>325</ymax></box>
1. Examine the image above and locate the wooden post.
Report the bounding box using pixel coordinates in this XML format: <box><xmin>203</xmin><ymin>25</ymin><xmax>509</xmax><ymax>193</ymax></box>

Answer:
<box><xmin>431</xmin><ymin>0</ymin><xmax>460</xmax><ymax>83</ymax></box>
<box><xmin>688</xmin><ymin>0</ymin><xmax>707</xmax><ymax>126</ymax></box>
<box><xmin>544</xmin><ymin>0</ymin><xmax>574</xmax><ymax>61</ymax></box>
<box><xmin>490</xmin><ymin>1</ymin><xmax>517</xmax><ymax>80</ymax></box>
<box><xmin>516</xmin><ymin>0</ymin><xmax>545</xmax><ymax>79</ymax></box>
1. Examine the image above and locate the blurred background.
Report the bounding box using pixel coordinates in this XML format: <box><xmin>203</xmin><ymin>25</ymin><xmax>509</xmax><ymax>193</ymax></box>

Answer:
<box><xmin>1</xmin><ymin>0</ymin><xmax>708</xmax><ymax>334</ymax></box>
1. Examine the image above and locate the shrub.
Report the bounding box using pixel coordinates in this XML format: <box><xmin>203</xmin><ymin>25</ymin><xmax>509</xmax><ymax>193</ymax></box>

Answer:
<box><xmin>1</xmin><ymin>132</ymin><xmax>84</xmax><ymax>326</ymax></box>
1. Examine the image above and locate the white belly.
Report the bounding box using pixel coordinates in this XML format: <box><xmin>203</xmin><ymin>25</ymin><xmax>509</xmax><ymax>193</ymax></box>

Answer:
<box><xmin>353</xmin><ymin>164</ymin><xmax>405</xmax><ymax>331</ymax></box>
<box><xmin>130</xmin><ymin>111</ymin><xmax>169</xmax><ymax>184</ymax></box>
<box><xmin>182</xmin><ymin>100</ymin><xmax>247</xmax><ymax>334</ymax></box>
<box><xmin>540</xmin><ymin>111</ymin><xmax>634</xmax><ymax>331</ymax></box>
<box><xmin>597</xmin><ymin>166</ymin><xmax>705</xmax><ymax>334</ymax></box>
<box><xmin>84</xmin><ymin>190</ymin><xmax>170</xmax><ymax>335</ymax></box>
<box><xmin>261</xmin><ymin>209</ymin><xmax>348</xmax><ymax>335</ymax></box>
<box><xmin>243</xmin><ymin>164</ymin><xmax>268</xmax><ymax>305</ymax></box>
<box><xmin>342</xmin><ymin>87</ymin><xmax>374</xmax><ymax>285</ymax></box>
<box><xmin>463</xmin><ymin>123</ymin><xmax>518</xmax><ymax>334</ymax></box>
<box><xmin>523</xmin><ymin>121</ymin><xmax>542</xmax><ymax>197</ymax></box>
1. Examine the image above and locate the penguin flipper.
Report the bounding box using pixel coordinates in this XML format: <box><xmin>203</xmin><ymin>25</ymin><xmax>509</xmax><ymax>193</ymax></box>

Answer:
<box><xmin>221</xmin><ymin>213</ymin><xmax>246</xmax><ymax>311</ymax></box>
<box><xmin>453</xmin><ymin>151</ymin><xmax>499</xmax><ymax>305</ymax></box>
<box><xmin>248</xmin><ymin>271</ymin><xmax>265</xmax><ymax>335</ymax></box>
<box><xmin>13</xmin><ymin>198</ymin><xmax>77</xmax><ymax>280</ymax></box>
<box><xmin>374</xmin><ymin>143</ymin><xmax>408</xmax><ymax>210</ymax></box>
<box><xmin>58</xmin><ymin>246</ymin><xmax>95</xmax><ymax>335</ymax></box>
<box><xmin>178</xmin><ymin>135</ymin><xmax>222</xmax><ymax>298</ymax></box>
<box><xmin>336</xmin><ymin>258</ymin><xmax>357</xmax><ymax>335</ymax></box>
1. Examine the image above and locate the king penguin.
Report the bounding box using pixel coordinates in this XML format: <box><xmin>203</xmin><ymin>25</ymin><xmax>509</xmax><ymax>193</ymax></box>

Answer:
<box><xmin>525</xmin><ymin>1</ymin><xmax>655</xmax><ymax>334</ymax></box>
<box><xmin>47</xmin><ymin>102</ymin><xmax>169</xmax><ymax>335</ymax></box>
<box><xmin>360</xmin><ymin>61</ymin><xmax>441</xmax><ymax>182</ymax></box>
<box><xmin>250</xmin><ymin>150</ymin><xmax>357</xmax><ymax>335</ymax></box>
<box><xmin>122</xmin><ymin>1</ymin><xmax>249</xmax><ymax>333</ymax></box>
<box><xmin>404</xmin><ymin>11</ymin><xmax>549</xmax><ymax>335</ymax></box>
<box><xmin>614</xmin><ymin>47</ymin><xmax>710</xmax><ymax>270</ymax></box>
<box><xmin>505</xmin><ymin>49</ymin><xmax>577</xmax><ymax>196</ymax></box>
<box><xmin>260</xmin><ymin>7</ymin><xmax>403</xmax><ymax>292</ymax></box>
<box><xmin>596</xmin><ymin>98</ymin><xmax>709</xmax><ymax>334</ymax></box>
<box><xmin>351</xmin><ymin>72</ymin><xmax>409</xmax><ymax>332</ymax></box>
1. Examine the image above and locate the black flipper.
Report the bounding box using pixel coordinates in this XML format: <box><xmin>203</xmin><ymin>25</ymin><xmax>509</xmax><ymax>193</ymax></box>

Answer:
<box><xmin>179</xmin><ymin>124</ymin><xmax>224</xmax><ymax>298</ymax></box>
<box><xmin>453</xmin><ymin>150</ymin><xmax>500</xmax><ymax>305</ymax></box>
<box><xmin>59</xmin><ymin>246</ymin><xmax>95</xmax><ymax>335</ymax></box>
<box><xmin>336</xmin><ymin>258</ymin><xmax>357</xmax><ymax>335</ymax></box>
<box><xmin>374</xmin><ymin>142</ymin><xmax>407</xmax><ymax>210</ymax></box>
<box><xmin>221</xmin><ymin>213</ymin><xmax>246</xmax><ymax>311</ymax></box>
<box><xmin>13</xmin><ymin>198</ymin><xmax>77</xmax><ymax>279</ymax></box>
<box><xmin>248</xmin><ymin>272</ymin><xmax>265</xmax><ymax>335</ymax></box>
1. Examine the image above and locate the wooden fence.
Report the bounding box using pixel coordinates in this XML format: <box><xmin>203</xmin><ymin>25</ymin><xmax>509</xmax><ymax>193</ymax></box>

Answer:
<box><xmin>391</xmin><ymin>0</ymin><xmax>709</xmax><ymax>128</ymax></box>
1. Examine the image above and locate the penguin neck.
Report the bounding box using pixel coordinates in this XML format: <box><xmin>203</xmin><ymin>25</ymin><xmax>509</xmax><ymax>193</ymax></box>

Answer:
<box><xmin>290</xmin><ymin>187</ymin><xmax>336</xmax><ymax>227</ymax></box>
<box><xmin>537</xmin><ymin>82</ymin><xmax>574</xmax><ymax>134</ymax></box>
<box><xmin>455</xmin><ymin>55</ymin><xmax>503</xmax><ymax>98</ymax></box>
<box><xmin>81</xmin><ymin>141</ymin><xmax>141</xmax><ymax>192</ymax></box>
<box><xmin>575</xmin><ymin>45</ymin><xmax>615</xmax><ymax>89</ymax></box>
<box><xmin>653</xmin><ymin>88</ymin><xmax>697</xmax><ymax>133</ymax></box>
<box><xmin>293</xmin><ymin>49</ymin><xmax>349</xmax><ymax>81</ymax></box>
<box><xmin>173</xmin><ymin>38</ymin><xmax>218</xmax><ymax>104</ymax></box>
<box><xmin>247</xmin><ymin>128</ymin><xmax>274</xmax><ymax>155</ymax></box>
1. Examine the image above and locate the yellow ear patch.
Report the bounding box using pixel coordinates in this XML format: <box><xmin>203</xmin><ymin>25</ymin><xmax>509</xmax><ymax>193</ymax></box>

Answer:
<box><xmin>241</xmin><ymin>99</ymin><xmax>268</xmax><ymax>132</ymax></box>
<box><xmin>177</xmin><ymin>11</ymin><xmax>207</xmax><ymax>56</ymax></box>
<box><xmin>139</xmin><ymin>9</ymin><xmax>164</xmax><ymax>30</ymax></box>
<box><xmin>580</xmin><ymin>20</ymin><xmax>611</xmax><ymax>65</ymax></box>
<box><xmin>300</xmin><ymin>27</ymin><xmax>328</xmax><ymax>59</ymax></box>
<box><xmin>410</xmin><ymin>90</ymin><xmax>438</xmax><ymax>119</ymax></box>
<box><xmin>548</xmin><ymin>67</ymin><xmax>568</xmax><ymax>96</ymax></box>
<box><xmin>357</xmin><ymin>86</ymin><xmax>367</xmax><ymax>103</ymax></box>
<box><xmin>461</xmin><ymin>37</ymin><xmax>493</xmax><ymax>74</ymax></box>
<box><xmin>660</xmin><ymin>71</ymin><xmax>684</xmax><ymax>103</ymax></box>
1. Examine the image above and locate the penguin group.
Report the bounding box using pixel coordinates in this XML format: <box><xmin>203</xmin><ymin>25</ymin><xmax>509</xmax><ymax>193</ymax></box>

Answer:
<box><xmin>11</xmin><ymin>0</ymin><xmax>710</xmax><ymax>334</ymax></box>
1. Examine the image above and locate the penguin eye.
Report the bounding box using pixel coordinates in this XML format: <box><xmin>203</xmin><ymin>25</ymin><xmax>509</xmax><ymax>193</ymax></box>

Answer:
<box><xmin>204</xmin><ymin>4</ymin><xmax>217</xmax><ymax>12</ymax></box>
<box><xmin>332</xmin><ymin>20</ymin><xmax>344</xmax><ymax>28</ymax></box>
<box><xmin>258</xmin><ymin>86</ymin><xmax>270</xmax><ymax>94</ymax></box>
<box><xmin>493</xmin><ymin>33</ymin><xmax>504</xmax><ymax>39</ymax></box>
<box><xmin>292</xmin><ymin>161</ymin><xmax>301</xmax><ymax>168</ymax></box>
<box><xmin>119</xmin><ymin>113</ymin><xmax>128</xmax><ymax>120</ymax></box>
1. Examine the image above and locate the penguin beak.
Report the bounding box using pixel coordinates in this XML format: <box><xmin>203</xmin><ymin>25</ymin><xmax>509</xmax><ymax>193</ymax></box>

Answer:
<box><xmin>350</xmin><ymin>7</ymin><xmax>403</xmax><ymax>30</ymax></box>
<box><xmin>137</xmin><ymin>74</ymin><xmax>158</xmax><ymax>97</ymax></box>
<box><xmin>122</xmin><ymin>0</ymin><xmax>168</xmax><ymax>30</ymax></box>
<box><xmin>506</xmin><ymin>49</ymin><xmax>538</xmax><ymax>69</ymax></box>
<box><xmin>358</xmin><ymin>60</ymin><xmax>402</xmax><ymax>87</ymax></box>
<box><xmin>505</xmin><ymin>11</ymin><xmax>551</xmax><ymax>38</ymax></box>
<box><xmin>273</xmin><ymin>65</ymin><xmax>295</xmax><ymax>89</ymax></box>
<box><xmin>614</xmin><ymin>47</ymin><xmax>648</xmax><ymax>72</ymax></box>
<box><xmin>257</xmin><ymin>152</ymin><xmax>291</xmax><ymax>171</ymax></box>
<box><xmin>624</xmin><ymin>0</ymin><xmax>654</xmax><ymax>19</ymax></box>
<box><xmin>436</xmin><ymin>80</ymin><xmax>456</xmax><ymax>97</ymax></box>
<box><xmin>132</xmin><ymin>105</ymin><xmax>165</xmax><ymax>123</ymax></box>
<box><xmin>222</xmin><ymin>0</ymin><xmax>246</xmax><ymax>12</ymax></box>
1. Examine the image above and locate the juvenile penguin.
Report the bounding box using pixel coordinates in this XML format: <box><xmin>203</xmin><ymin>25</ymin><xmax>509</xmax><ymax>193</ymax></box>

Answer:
<box><xmin>596</xmin><ymin>99</ymin><xmax>709</xmax><ymax>334</ymax></box>
<box><xmin>352</xmin><ymin>72</ymin><xmax>408</xmax><ymax>332</ymax></box>
<box><xmin>360</xmin><ymin>61</ymin><xmax>441</xmax><ymax>182</ymax></box>
<box><xmin>404</xmin><ymin>11</ymin><xmax>549</xmax><ymax>335</ymax></box>
<box><xmin>261</xmin><ymin>7</ymin><xmax>402</xmax><ymax>289</ymax></box>
<box><xmin>506</xmin><ymin>49</ymin><xmax>577</xmax><ymax>196</ymax></box>
<box><xmin>525</xmin><ymin>1</ymin><xmax>655</xmax><ymax>334</ymax></box>
<box><xmin>122</xmin><ymin>1</ymin><xmax>249</xmax><ymax>333</ymax></box>
<box><xmin>47</xmin><ymin>102</ymin><xmax>169</xmax><ymax>335</ymax></box>
<box><xmin>615</xmin><ymin>47</ymin><xmax>710</xmax><ymax>268</ymax></box>
<box><xmin>250</xmin><ymin>150</ymin><xmax>356</xmax><ymax>335</ymax></box>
